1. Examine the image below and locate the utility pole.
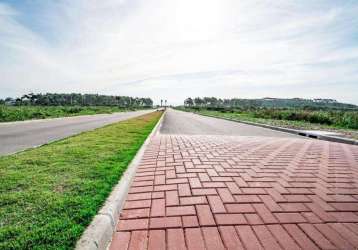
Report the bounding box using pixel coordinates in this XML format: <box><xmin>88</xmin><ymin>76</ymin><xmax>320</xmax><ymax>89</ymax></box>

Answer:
<box><xmin>165</xmin><ymin>100</ymin><xmax>167</xmax><ymax>108</ymax></box>
<box><xmin>161</xmin><ymin>99</ymin><xmax>163</xmax><ymax>107</ymax></box>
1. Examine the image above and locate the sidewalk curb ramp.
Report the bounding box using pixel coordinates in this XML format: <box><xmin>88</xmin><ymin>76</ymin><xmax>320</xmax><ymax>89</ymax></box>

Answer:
<box><xmin>75</xmin><ymin>111</ymin><xmax>165</xmax><ymax>250</ymax></box>
<box><xmin>196</xmin><ymin>112</ymin><xmax>357</xmax><ymax>145</ymax></box>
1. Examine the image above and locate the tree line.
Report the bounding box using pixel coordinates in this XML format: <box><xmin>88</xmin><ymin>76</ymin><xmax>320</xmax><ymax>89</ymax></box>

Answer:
<box><xmin>0</xmin><ymin>93</ymin><xmax>153</xmax><ymax>107</ymax></box>
<box><xmin>184</xmin><ymin>97</ymin><xmax>357</xmax><ymax>110</ymax></box>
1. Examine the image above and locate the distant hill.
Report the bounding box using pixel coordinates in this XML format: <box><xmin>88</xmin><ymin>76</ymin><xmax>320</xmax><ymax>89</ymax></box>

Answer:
<box><xmin>184</xmin><ymin>97</ymin><xmax>358</xmax><ymax>110</ymax></box>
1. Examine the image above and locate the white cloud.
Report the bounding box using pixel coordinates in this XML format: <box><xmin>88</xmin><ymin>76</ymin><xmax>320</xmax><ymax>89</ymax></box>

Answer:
<box><xmin>0</xmin><ymin>0</ymin><xmax>357</xmax><ymax>105</ymax></box>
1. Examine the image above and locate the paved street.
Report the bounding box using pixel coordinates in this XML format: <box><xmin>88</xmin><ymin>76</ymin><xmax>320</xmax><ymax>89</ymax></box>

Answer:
<box><xmin>161</xmin><ymin>109</ymin><xmax>298</xmax><ymax>137</ymax></box>
<box><xmin>0</xmin><ymin>109</ymin><xmax>154</xmax><ymax>155</ymax></box>
<box><xmin>109</xmin><ymin>110</ymin><xmax>358</xmax><ymax>250</ymax></box>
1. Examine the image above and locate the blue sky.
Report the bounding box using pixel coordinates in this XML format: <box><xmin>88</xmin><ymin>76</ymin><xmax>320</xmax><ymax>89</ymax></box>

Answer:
<box><xmin>0</xmin><ymin>0</ymin><xmax>357</xmax><ymax>105</ymax></box>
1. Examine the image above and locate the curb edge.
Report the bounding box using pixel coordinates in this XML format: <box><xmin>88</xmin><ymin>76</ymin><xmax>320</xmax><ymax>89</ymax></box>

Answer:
<box><xmin>75</xmin><ymin>111</ymin><xmax>165</xmax><ymax>250</ymax></box>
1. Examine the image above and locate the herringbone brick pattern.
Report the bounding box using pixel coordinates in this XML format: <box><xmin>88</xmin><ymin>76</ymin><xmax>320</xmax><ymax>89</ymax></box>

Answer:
<box><xmin>110</xmin><ymin>135</ymin><xmax>358</xmax><ymax>250</ymax></box>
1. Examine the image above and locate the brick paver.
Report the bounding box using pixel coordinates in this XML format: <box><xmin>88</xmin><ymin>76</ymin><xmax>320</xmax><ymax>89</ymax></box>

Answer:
<box><xmin>110</xmin><ymin>135</ymin><xmax>358</xmax><ymax>249</ymax></box>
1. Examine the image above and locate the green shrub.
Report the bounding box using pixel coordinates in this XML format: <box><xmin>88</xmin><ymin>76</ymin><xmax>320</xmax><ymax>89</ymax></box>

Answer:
<box><xmin>337</xmin><ymin>112</ymin><xmax>358</xmax><ymax>129</ymax></box>
<box><xmin>0</xmin><ymin>105</ymin><xmax>131</xmax><ymax>122</ymax></box>
<box><xmin>216</xmin><ymin>107</ymin><xmax>357</xmax><ymax>129</ymax></box>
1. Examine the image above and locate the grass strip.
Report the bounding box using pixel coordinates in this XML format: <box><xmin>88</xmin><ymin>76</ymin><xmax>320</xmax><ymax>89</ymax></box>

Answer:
<box><xmin>0</xmin><ymin>111</ymin><xmax>162</xmax><ymax>249</ymax></box>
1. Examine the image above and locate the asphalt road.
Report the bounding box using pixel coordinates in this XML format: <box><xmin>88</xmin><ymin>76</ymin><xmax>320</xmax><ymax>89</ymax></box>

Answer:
<box><xmin>0</xmin><ymin>109</ymin><xmax>154</xmax><ymax>156</ymax></box>
<box><xmin>160</xmin><ymin>109</ymin><xmax>299</xmax><ymax>137</ymax></box>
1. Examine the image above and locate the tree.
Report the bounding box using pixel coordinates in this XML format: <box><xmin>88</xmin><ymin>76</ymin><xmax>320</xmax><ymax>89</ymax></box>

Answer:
<box><xmin>184</xmin><ymin>98</ymin><xmax>194</xmax><ymax>107</ymax></box>
<box><xmin>4</xmin><ymin>97</ymin><xmax>15</xmax><ymax>105</ymax></box>
<box><xmin>194</xmin><ymin>97</ymin><xmax>203</xmax><ymax>107</ymax></box>
<box><xmin>4</xmin><ymin>93</ymin><xmax>153</xmax><ymax>108</ymax></box>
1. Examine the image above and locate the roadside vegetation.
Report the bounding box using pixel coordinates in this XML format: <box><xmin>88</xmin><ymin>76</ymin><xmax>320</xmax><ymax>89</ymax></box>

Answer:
<box><xmin>0</xmin><ymin>93</ymin><xmax>153</xmax><ymax>107</ymax></box>
<box><xmin>0</xmin><ymin>105</ymin><xmax>142</xmax><ymax>122</ymax></box>
<box><xmin>180</xmin><ymin>97</ymin><xmax>358</xmax><ymax>140</ymax></box>
<box><xmin>0</xmin><ymin>93</ymin><xmax>154</xmax><ymax>122</ymax></box>
<box><xmin>0</xmin><ymin>111</ymin><xmax>162</xmax><ymax>249</ymax></box>
<box><xmin>183</xmin><ymin>97</ymin><xmax>357</xmax><ymax>110</ymax></box>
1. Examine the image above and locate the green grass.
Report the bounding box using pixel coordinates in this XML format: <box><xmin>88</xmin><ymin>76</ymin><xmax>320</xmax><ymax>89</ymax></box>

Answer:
<box><xmin>180</xmin><ymin>108</ymin><xmax>358</xmax><ymax>140</ymax></box>
<box><xmin>0</xmin><ymin>111</ymin><xmax>162</xmax><ymax>249</ymax></box>
<box><xmin>0</xmin><ymin>105</ymin><xmax>147</xmax><ymax>122</ymax></box>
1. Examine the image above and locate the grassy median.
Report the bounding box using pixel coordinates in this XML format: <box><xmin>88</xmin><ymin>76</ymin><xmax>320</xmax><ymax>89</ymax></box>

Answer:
<box><xmin>0</xmin><ymin>111</ymin><xmax>162</xmax><ymax>249</ymax></box>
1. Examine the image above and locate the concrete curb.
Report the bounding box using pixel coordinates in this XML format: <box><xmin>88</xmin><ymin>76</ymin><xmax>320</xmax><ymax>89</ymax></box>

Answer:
<box><xmin>194</xmin><ymin>112</ymin><xmax>357</xmax><ymax>145</ymax></box>
<box><xmin>75</xmin><ymin>111</ymin><xmax>165</xmax><ymax>250</ymax></box>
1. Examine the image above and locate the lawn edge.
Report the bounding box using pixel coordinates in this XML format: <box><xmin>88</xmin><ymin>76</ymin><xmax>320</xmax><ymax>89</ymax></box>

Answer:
<box><xmin>75</xmin><ymin>110</ymin><xmax>165</xmax><ymax>250</ymax></box>
<box><xmin>189</xmin><ymin>110</ymin><xmax>358</xmax><ymax>145</ymax></box>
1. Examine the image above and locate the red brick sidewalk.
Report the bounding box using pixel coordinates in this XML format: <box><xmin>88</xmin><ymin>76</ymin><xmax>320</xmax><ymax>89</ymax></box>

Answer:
<box><xmin>110</xmin><ymin>135</ymin><xmax>358</xmax><ymax>250</ymax></box>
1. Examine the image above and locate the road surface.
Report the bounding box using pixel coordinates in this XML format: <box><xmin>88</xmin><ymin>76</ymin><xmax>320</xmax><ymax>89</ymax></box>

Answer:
<box><xmin>0</xmin><ymin>109</ymin><xmax>154</xmax><ymax>155</ymax></box>
<box><xmin>161</xmin><ymin>109</ymin><xmax>298</xmax><ymax>137</ymax></box>
<box><xmin>109</xmin><ymin>109</ymin><xmax>358</xmax><ymax>250</ymax></box>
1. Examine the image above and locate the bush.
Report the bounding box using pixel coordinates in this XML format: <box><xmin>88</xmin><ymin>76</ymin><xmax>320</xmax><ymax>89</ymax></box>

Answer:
<box><xmin>338</xmin><ymin>112</ymin><xmax>358</xmax><ymax>129</ymax></box>
<box><xmin>230</xmin><ymin>108</ymin><xmax>357</xmax><ymax>129</ymax></box>
<box><xmin>0</xmin><ymin>105</ymin><xmax>128</xmax><ymax>122</ymax></box>
<box><xmin>307</xmin><ymin>112</ymin><xmax>332</xmax><ymax>125</ymax></box>
<box><xmin>66</xmin><ymin>106</ymin><xmax>83</xmax><ymax>114</ymax></box>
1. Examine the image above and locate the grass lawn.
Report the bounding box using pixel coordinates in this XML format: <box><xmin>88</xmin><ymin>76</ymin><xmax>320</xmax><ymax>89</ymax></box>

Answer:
<box><xmin>187</xmin><ymin>109</ymin><xmax>358</xmax><ymax>140</ymax></box>
<box><xmin>0</xmin><ymin>105</ymin><xmax>148</xmax><ymax>122</ymax></box>
<box><xmin>0</xmin><ymin>111</ymin><xmax>162</xmax><ymax>249</ymax></box>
